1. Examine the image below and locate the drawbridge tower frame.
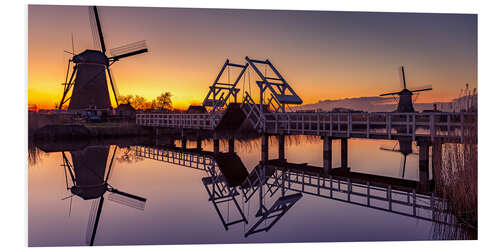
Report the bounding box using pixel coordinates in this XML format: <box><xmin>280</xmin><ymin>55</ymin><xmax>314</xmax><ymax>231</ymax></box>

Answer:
<box><xmin>202</xmin><ymin>59</ymin><xmax>249</xmax><ymax>113</ymax></box>
<box><xmin>245</xmin><ymin>56</ymin><xmax>303</xmax><ymax>113</ymax></box>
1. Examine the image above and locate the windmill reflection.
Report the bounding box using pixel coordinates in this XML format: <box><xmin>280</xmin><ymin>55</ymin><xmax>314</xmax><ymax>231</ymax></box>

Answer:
<box><xmin>380</xmin><ymin>139</ymin><xmax>418</xmax><ymax>178</ymax></box>
<box><xmin>61</xmin><ymin>145</ymin><xmax>147</xmax><ymax>246</ymax></box>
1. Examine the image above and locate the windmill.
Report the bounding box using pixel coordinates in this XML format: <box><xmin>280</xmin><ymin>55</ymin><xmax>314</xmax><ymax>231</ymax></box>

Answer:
<box><xmin>58</xmin><ymin>6</ymin><xmax>148</xmax><ymax>110</ymax></box>
<box><xmin>380</xmin><ymin>66</ymin><xmax>432</xmax><ymax>112</ymax></box>
<box><xmin>61</xmin><ymin>145</ymin><xmax>147</xmax><ymax>246</ymax></box>
<box><xmin>380</xmin><ymin>139</ymin><xmax>418</xmax><ymax>178</ymax></box>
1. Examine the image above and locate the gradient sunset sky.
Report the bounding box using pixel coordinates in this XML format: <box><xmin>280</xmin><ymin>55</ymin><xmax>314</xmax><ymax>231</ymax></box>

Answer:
<box><xmin>28</xmin><ymin>5</ymin><xmax>477</xmax><ymax>109</ymax></box>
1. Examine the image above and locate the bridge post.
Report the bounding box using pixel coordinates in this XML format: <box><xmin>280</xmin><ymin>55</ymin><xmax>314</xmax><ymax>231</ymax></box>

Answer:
<box><xmin>341</xmin><ymin>137</ymin><xmax>348</xmax><ymax>168</ymax></box>
<box><xmin>214</xmin><ymin>137</ymin><xmax>220</xmax><ymax>155</ymax></box>
<box><xmin>323</xmin><ymin>136</ymin><xmax>332</xmax><ymax>174</ymax></box>
<box><xmin>181</xmin><ymin>137</ymin><xmax>187</xmax><ymax>149</ymax></box>
<box><xmin>167</xmin><ymin>136</ymin><xmax>175</xmax><ymax>147</ymax></box>
<box><xmin>261</xmin><ymin>134</ymin><xmax>269</xmax><ymax>163</ymax></box>
<box><xmin>154</xmin><ymin>128</ymin><xmax>159</xmax><ymax>146</ymax></box>
<box><xmin>432</xmin><ymin>140</ymin><xmax>443</xmax><ymax>183</ymax></box>
<box><xmin>228</xmin><ymin>138</ymin><xmax>235</xmax><ymax>153</ymax></box>
<box><xmin>196</xmin><ymin>138</ymin><xmax>202</xmax><ymax>150</ymax></box>
<box><xmin>417</xmin><ymin>140</ymin><xmax>430</xmax><ymax>192</ymax></box>
<box><xmin>278</xmin><ymin>134</ymin><xmax>285</xmax><ymax>161</ymax></box>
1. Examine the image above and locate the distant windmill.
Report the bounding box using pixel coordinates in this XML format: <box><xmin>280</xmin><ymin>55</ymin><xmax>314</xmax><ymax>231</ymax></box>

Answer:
<box><xmin>380</xmin><ymin>66</ymin><xmax>432</xmax><ymax>112</ymax></box>
<box><xmin>61</xmin><ymin>145</ymin><xmax>147</xmax><ymax>246</ymax></box>
<box><xmin>58</xmin><ymin>6</ymin><xmax>148</xmax><ymax>110</ymax></box>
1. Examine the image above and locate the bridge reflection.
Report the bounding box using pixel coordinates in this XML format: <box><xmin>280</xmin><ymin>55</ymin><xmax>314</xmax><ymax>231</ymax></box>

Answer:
<box><xmin>135</xmin><ymin>138</ymin><xmax>451</xmax><ymax>237</ymax></box>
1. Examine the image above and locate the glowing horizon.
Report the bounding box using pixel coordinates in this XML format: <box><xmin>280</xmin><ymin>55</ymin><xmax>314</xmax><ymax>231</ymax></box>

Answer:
<box><xmin>28</xmin><ymin>5</ymin><xmax>477</xmax><ymax>110</ymax></box>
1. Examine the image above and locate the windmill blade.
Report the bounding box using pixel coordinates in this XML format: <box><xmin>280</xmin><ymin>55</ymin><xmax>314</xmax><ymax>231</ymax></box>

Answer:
<box><xmin>61</xmin><ymin>194</ymin><xmax>75</xmax><ymax>201</ymax></box>
<box><xmin>105</xmin><ymin>145</ymin><xmax>118</xmax><ymax>182</ymax></box>
<box><xmin>107</xmin><ymin>67</ymin><xmax>119</xmax><ymax>107</ymax></box>
<box><xmin>69</xmin><ymin>195</ymin><xmax>73</xmax><ymax>217</ymax></box>
<box><xmin>71</xmin><ymin>33</ymin><xmax>75</xmax><ymax>54</ymax></box>
<box><xmin>108</xmin><ymin>189</ymin><xmax>146</xmax><ymax>210</ymax></box>
<box><xmin>59</xmin><ymin>65</ymin><xmax>77</xmax><ymax>109</ymax></box>
<box><xmin>401</xmin><ymin>155</ymin><xmax>407</xmax><ymax>178</ymax></box>
<box><xmin>88</xmin><ymin>6</ymin><xmax>100</xmax><ymax>51</ymax></box>
<box><xmin>63</xmin><ymin>50</ymin><xmax>75</xmax><ymax>56</ymax></box>
<box><xmin>380</xmin><ymin>91</ymin><xmax>401</xmax><ymax>97</ymax></box>
<box><xmin>401</xmin><ymin>65</ymin><xmax>407</xmax><ymax>89</ymax></box>
<box><xmin>64</xmin><ymin>59</ymin><xmax>70</xmax><ymax>86</ymax></box>
<box><xmin>109</xmin><ymin>40</ymin><xmax>148</xmax><ymax>61</ymax></box>
<box><xmin>86</xmin><ymin>196</ymin><xmax>105</xmax><ymax>246</ymax></box>
<box><xmin>380</xmin><ymin>147</ymin><xmax>398</xmax><ymax>152</ymax></box>
<box><xmin>411</xmin><ymin>87</ymin><xmax>433</xmax><ymax>93</ymax></box>
<box><xmin>92</xmin><ymin>6</ymin><xmax>107</xmax><ymax>54</ymax></box>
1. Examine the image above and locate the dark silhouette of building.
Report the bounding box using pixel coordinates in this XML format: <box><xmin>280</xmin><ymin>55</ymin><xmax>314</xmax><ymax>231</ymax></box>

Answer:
<box><xmin>186</xmin><ymin>105</ymin><xmax>207</xmax><ymax>114</ymax></box>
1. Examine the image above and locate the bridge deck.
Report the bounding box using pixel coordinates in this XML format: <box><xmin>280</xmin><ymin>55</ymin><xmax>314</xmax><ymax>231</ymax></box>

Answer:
<box><xmin>137</xmin><ymin>110</ymin><xmax>475</xmax><ymax>143</ymax></box>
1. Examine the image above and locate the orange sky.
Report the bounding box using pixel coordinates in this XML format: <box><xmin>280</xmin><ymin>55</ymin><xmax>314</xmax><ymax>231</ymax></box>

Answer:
<box><xmin>28</xmin><ymin>5</ymin><xmax>477</xmax><ymax>110</ymax></box>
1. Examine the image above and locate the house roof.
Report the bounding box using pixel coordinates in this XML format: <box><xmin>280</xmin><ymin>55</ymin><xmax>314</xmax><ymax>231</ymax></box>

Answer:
<box><xmin>117</xmin><ymin>103</ymin><xmax>135</xmax><ymax>112</ymax></box>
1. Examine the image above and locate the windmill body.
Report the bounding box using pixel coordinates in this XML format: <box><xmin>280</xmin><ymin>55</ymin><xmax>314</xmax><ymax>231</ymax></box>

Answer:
<box><xmin>69</xmin><ymin>145</ymin><xmax>109</xmax><ymax>199</ymax></box>
<box><xmin>68</xmin><ymin>50</ymin><xmax>111</xmax><ymax>110</ymax></box>
<box><xmin>396</xmin><ymin>89</ymin><xmax>414</xmax><ymax>113</ymax></box>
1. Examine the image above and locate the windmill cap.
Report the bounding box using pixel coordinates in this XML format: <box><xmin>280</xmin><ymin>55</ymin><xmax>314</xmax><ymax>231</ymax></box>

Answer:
<box><xmin>71</xmin><ymin>184</ymin><xmax>107</xmax><ymax>200</ymax></box>
<box><xmin>399</xmin><ymin>89</ymin><xmax>413</xmax><ymax>95</ymax></box>
<box><xmin>72</xmin><ymin>49</ymin><xmax>109</xmax><ymax>65</ymax></box>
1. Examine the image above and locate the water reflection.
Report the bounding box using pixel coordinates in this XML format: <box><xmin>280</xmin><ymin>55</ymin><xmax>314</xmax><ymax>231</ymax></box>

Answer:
<box><xmin>61</xmin><ymin>145</ymin><xmax>147</xmax><ymax>246</ymax></box>
<box><xmin>29</xmin><ymin>135</ymin><xmax>455</xmax><ymax>246</ymax></box>
<box><xmin>135</xmin><ymin>136</ymin><xmax>450</xmax><ymax>238</ymax></box>
<box><xmin>379</xmin><ymin>139</ymin><xmax>418</xmax><ymax>178</ymax></box>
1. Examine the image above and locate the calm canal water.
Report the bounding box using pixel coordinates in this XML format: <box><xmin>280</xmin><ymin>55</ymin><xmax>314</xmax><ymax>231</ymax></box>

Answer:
<box><xmin>28</xmin><ymin>135</ymin><xmax>437</xmax><ymax>246</ymax></box>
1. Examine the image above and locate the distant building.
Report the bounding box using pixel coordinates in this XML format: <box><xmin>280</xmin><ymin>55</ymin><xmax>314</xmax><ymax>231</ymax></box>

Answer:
<box><xmin>330</xmin><ymin>107</ymin><xmax>363</xmax><ymax>113</ymax></box>
<box><xmin>296</xmin><ymin>109</ymin><xmax>316</xmax><ymax>113</ymax></box>
<box><xmin>186</xmin><ymin>105</ymin><xmax>207</xmax><ymax>114</ymax></box>
<box><xmin>116</xmin><ymin>103</ymin><xmax>136</xmax><ymax>119</ymax></box>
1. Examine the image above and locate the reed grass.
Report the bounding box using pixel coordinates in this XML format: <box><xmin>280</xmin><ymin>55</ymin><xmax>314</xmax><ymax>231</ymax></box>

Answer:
<box><xmin>432</xmin><ymin>87</ymin><xmax>477</xmax><ymax>240</ymax></box>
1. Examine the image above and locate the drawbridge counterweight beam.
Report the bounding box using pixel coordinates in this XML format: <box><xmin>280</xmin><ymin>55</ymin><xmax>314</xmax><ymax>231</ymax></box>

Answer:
<box><xmin>245</xmin><ymin>56</ymin><xmax>302</xmax><ymax>113</ymax></box>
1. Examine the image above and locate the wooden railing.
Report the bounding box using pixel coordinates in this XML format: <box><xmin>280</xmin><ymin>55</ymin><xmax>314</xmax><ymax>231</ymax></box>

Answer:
<box><xmin>263</xmin><ymin>112</ymin><xmax>476</xmax><ymax>142</ymax></box>
<box><xmin>264</xmin><ymin>166</ymin><xmax>449</xmax><ymax>224</ymax></box>
<box><xmin>240</xmin><ymin>92</ymin><xmax>264</xmax><ymax>130</ymax></box>
<box><xmin>136</xmin><ymin>110</ymin><xmax>476</xmax><ymax>142</ymax></box>
<box><xmin>136</xmin><ymin>113</ymin><xmax>222</xmax><ymax>130</ymax></box>
<box><xmin>135</xmin><ymin>146</ymin><xmax>214</xmax><ymax>172</ymax></box>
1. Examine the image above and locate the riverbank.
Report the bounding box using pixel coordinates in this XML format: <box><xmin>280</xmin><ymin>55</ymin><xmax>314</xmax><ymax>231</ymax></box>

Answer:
<box><xmin>32</xmin><ymin>122</ymin><xmax>153</xmax><ymax>139</ymax></box>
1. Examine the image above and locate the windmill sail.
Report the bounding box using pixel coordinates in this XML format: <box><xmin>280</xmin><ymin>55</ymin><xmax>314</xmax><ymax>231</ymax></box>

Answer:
<box><xmin>92</xmin><ymin>6</ymin><xmax>106</xmax><ymax>53</ymax></box>
<box><xmin>108</xmin><ymin>190</ymin><xmax>147</xmax><ymax>210</ymax></box>
<box><xmin>109</xmin><ymin>40</ymin><xmax>148</xmax><ymax>61</ymax></box>
<box><xmin>411</xmin><ymin>87</ymin><xmax>433</xmax><ymax>93</ymax></box>
<box><xmin>380</xmin><ymin>91</ymin><xmax>402</xmax><ymax>97</ymax></box>
<box><xmin>88</xmin><ymin>7</ymin><xmax>100</xmax><ymax>51</ymax></box>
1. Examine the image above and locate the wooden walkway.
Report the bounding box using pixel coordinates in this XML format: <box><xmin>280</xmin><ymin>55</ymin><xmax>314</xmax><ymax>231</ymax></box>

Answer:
<box><xmin>137</xmin><ymin>108</ymin><xmax>475</xmax><ymax>143</ymax></box>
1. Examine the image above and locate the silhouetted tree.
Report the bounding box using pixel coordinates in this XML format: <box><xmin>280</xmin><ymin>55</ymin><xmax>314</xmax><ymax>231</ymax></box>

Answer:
<box><xmin>155</xmin><ymin>92</ymin><xmax>173</xmax><ymax>110</ymax></box>
<box><xmin>131</xmin><ymin>95</ymin><xmax>148</xmax><ymax>110</ymax></box>
<box><xmin>117</xmin><ymin>92</ymin><xmax>173</xmax><ymax>110</ymax></box>
<box><xmin>118</xmin><ymin>95</ymin><xmax>134</xmax><ymax>105</ymax></box>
